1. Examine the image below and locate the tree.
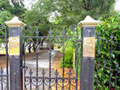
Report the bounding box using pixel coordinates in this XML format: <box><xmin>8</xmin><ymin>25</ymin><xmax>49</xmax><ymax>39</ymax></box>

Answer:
<box><xmin>23</xmin><ymin>0</ymin><xmax>54</xmax><ymax>52</ymax></box>
<box><xmin>0</xmin><ymin>0</ymin><xmax>26</xmax><ymax>47</ymax></box>
<box><xmin>25</xmin><ymin>0</ymin><xmax>115</xmax><ymax>30</ymax></box>
<box><xmin>11</xmin><ymin>0</ymin><xmax>25</xmax><ymax>6</ymax></box>
<box><xmin>23</xmin><ymin>0</ymin><xmax>115</xmax><ymax>53</ymax></box>
<box><xmin>52</xmin><ymin>0</ymin><xmax>115</xmax><ymax>26</ymax></box>
<box><xmin>0</xmin><ymin>10</ymin><xmax>12</xmax><ymax>24</ymax></box>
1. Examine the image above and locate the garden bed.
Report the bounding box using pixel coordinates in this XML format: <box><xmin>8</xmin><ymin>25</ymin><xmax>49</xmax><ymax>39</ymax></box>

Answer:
<box><xmin>52</xmin><ymin>51</ymin><xmax>80</xmax><ymax>90</ymax></box>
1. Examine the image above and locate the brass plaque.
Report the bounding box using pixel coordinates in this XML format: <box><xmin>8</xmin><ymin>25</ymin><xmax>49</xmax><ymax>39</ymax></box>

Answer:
<box><xmin>9</xmin><ymin>37</ymin><xmax>20</xmax><ymax>55</ymax></box>
<box><xmin>83</xmin><ymin>37</ymin><xmax>95</xmax><ymax>57</ymax></box>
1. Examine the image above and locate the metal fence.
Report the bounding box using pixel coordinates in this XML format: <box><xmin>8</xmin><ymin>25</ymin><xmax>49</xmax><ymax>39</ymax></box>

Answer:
<box><xmin>0</xmin><ymin>24</ymin><xmax>120</xmax><ymax>90</ymax></box>
<box><xmin>95</xmin><ymin>31</ymin><xmax>120</xmax><ymax>90</ymax></box>
<box><xmin>22</xmin><ymin>26</ymin><xmax>80</xmax><ymax>90</ymax></box>
<box><xmin>0</xmin><ymin>25</ymin><xmax>9</xmax><ymax>90</ymax></box>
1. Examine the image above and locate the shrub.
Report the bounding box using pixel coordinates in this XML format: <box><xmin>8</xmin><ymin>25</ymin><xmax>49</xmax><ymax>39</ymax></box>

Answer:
<box><xmin>60</xmin><ymin>41</ymin><xmax>74</xmax><ymax>68</ymax></box>
<box><xmin>95</xmin><ymin>12</ymin><xmax>120</xmax><ymax>89</ymax></box>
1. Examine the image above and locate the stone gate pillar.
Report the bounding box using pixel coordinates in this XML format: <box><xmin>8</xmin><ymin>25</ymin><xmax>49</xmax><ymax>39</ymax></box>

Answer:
<box><xmin>79</xmin><ymin>16</ymin><xmax>99</xmax><ymax>90</ymax></box>
<box><xmin>5</xmin><ymin>16</ymin><xmax>25</xmax><ymax>90</ymax></box>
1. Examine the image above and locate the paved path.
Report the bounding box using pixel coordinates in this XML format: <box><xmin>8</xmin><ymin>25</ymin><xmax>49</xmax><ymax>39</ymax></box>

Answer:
<box><xmin>0</xmin><ymin>50</ymin><xmax>60</xmax><ymax>90</ymax></box>
<box><xmin>24</xmin><ymin>50</ymin><xmax>59</xmax><ymax>89</ymax></box>
<box><xmin>25</xmin><ymin>50</ymin><xmax>57</xmax><ymax>69</ymax></box>
<box><xmin>24</xmin><ymin>50</ymin><xmax>58</xmax><ymax>75</ymax></box>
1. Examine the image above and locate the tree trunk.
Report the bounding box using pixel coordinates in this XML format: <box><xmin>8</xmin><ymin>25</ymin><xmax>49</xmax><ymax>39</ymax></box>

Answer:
<box><xmin>33</xmin><ymin>43</ymin><xmax>36</xmax><ymax>52</ymax></box>
<box><xmin>100</xmin><ymin>0</ymin><xmax>104</xmax><ymax>15</ymax></box>
<box><xmin>40</xmin><ymin>37</ymin><xmax>46</xmax><ymax>50</ymax></box>
<box><xmin>82</xmin><ymin>0</ymin><xmax>91</xmax><ymax>11</ymax></box>
<box><xmin>28</xmin><ymin>43</ymin><xmax>32</xmax><ymax>53</ymax></box>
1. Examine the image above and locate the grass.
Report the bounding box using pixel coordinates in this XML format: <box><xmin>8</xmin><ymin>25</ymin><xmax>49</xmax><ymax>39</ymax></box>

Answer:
<box><xmin>0</xmin><ymin>48</ymin><xmax>6</xmax><ymax>54</ymax></box>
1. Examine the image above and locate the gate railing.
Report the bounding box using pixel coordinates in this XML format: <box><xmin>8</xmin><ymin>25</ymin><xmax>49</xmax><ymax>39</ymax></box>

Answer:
<box><xmin>0</xmin><ymin>68</ymin><xmax>8</xmax><ymax>90</ymax></box>
<box><xmin>0</xmin><ymin>25</ymin><xmax>9</xmax><ymax>90</ymax></box>
<box><xmin>0</xmin><ymin>15</ymin><xmax>120</xmax><ymax>90</ymax></box>
<box><xmin>95</xmin><ymin>32</ymin><xmax>120</xmax><ymax>90</ymax></box>
<box><xmin>22</xmin><ymin>25</ymin><xmax>81</xmax><ymax>90</ymax></box>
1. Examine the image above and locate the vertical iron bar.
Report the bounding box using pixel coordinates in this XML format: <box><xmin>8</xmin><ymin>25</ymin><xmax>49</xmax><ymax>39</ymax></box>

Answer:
<box><xmin>80</xmin><ymin>27</ymin><xmax>83</xmax><ymax>90</ymax></box>
<box><xmin>1</xmin><ymin>68</ymin><xmax>3</xmax><ymax>90</ymax></box>
<box><xmin>20</xmin><ymin>26</ymin><xmax>23</xmax><ymax>90</ymax></box>
<box><xmin>75</xmin><ymin>26</ymin><xmax>79</xmax><ymax>90</ymax></box>
<box><xmin>102</xmin><ymin>59</ymin><xmax>106</xmax><ymax>90</ymax></box>
<box><xmin>23</xmin><ymin>33</ymin><xmax>26</xmax><ymax>89</ymax></box>
<box><xmin>49</xmin><ymin>28</ymin><xmax>52</xmax><ymax>90</ymax></box>
<box><xmin>29</xmin><ymin>69</ymin><xmax>32</xmax><ymax>90</ymax></box>
<box><xmin>55</xmin><ymin>70</ymin><xmax>58</xmax><ymax>90</ymax></box>
<box><xmin>96</xmin><ymin>31</ymin><xmax>100</xmax><ymax>90</ymax></box>
<box><xmin>68</xmin><ymin>70</ymin><xmax>72</xmax><ymax>90</ymax></box>
<box><xmin>36</xmin><ymin>28</ymin><xmax>39</xmax><ymax>89</ymax></box>
<box><xmin>5</xmin><ymin>26</ymin><xmax>9</xmax><ymax>90</ymax></box>
<box><xmin>62</xmin><ymin>28</ymin><xmax>65</xmax><ymax>90</ymax></box>
<box><xmin>109</xmin><ymin>35</ymin><xmax>113</xmax><ymax>90</ymax></box>
<box><xmin>115</xmin><ymin>63</ymin><xmax>118</xmax><ymax>90</ymax></box>
<box><xmin>42</xmin><ymin>69</ymin><xmax>45</xmax><ymax>90</ymax></box>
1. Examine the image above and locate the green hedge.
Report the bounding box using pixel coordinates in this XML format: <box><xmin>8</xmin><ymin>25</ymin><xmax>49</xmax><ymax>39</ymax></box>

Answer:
<box><xmin>94</xmin><ymin>12</ymin><xmax>120</xmax><ymax>89</ymax></box>
<box><xmin>60</xmin><ymin>41</ymin><xmax>74</xmax><ymax>68</ymax></box>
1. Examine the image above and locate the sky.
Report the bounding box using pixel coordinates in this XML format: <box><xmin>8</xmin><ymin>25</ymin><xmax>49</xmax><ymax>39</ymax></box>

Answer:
<box><xmin>9</xmin><ymin>0</ymin><xmax>38</xmax><ymax>10</ymax></box>
<box><xmin>115</xmin><ymin>0</ymin><xmax>120</xmax><ymax>11</ymax></box>
<box><xmin>24</xmin><ymin>0</ymin><xmax>38</xmax><ymax>10</ymax></box>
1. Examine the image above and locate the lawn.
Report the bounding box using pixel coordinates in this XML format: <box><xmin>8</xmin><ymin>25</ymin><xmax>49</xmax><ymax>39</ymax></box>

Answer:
<box><xmin>0</xmin><ymin>48</ymin><xmax>6</xmax><ymax>54</ymax></box>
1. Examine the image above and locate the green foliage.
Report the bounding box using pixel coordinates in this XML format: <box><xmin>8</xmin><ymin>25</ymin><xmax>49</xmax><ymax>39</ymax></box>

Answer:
<box><xmin>0</xmin><ymin>0</ymin><xmax>26</xmax><ymax>25</ymax></box>
<box><xmin>59</xmin><ymin>27</ymin><xmax>81</xmax><ymax>75</ymax></box>
<box><xmin>51</xmin><ymin>0</ymin><xmax>114</xmax><ymax>27</ymax></box>
<box><xmin>60</xmin><ymin>41</ymin><xmax>74</xmax><ymax>68</ymax></box>
<box><xmin>94</xmin><ymin>12</ymin><xmax>120</xmax><ymax>89</ymax></box>
<box><xmin>11</xmin><ymin>3</ymin><xmax>26</xmax><ymax>17</ymax></box>
<box><xmin>96</xmin><ymin>12</ymin><xmax>120</xmax><ymax>64</ymax></box>
<box><xmin>23</xmin><ymin>0</ymin><xmax>115</xmax><ymax>36</ymax></box>
<box><xmin>0</xmin><ymin>0</ymin><xmax>26</xmax><ymax>17</ymax></box>
<box><xmin>23</xmin><ymin>0</ymin><xmax>55</xmax><ymax>35</ymax></box>
<box><xmin>0</xmin><ymin>0</ymin><xmax>13</xmax><ymax>24</ymax></box>
<box><xmin>0</xmin><ymin>0</ymin><xmax>26</xmax><ymax>45</ymax></box>
<box><xmin>0</xmin><ymin>10</ymin><xmax>12</xmax><ymax>24</ymax></box>
<box><xmin>0</xmin><ymin>0</ymin><xmax>12</xmax><ymax>11</ymax></box>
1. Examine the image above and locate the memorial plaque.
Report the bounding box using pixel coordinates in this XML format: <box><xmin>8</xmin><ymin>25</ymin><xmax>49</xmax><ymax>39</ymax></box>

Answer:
<box><xmin>83</xmin><ymin>37</ymin><xmax>95</xmax><ymax>57</ymax></box>
<box><xmin>9</xmin><ymin>37</ymin><xmax>20</xmax><ymax>55</ymax></box>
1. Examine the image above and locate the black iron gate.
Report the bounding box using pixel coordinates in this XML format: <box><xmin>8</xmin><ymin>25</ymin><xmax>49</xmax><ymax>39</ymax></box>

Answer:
<box><xmin>22</xmin><ymin>26</ymin><xmax>80</xmax><ymax>90</ymax></box>
<box><xmin>0</xmin><ymin>23</ymin><xmax>120</xmax><ymax>90</ymax></box>
<box><xmin>0</xmin><ymin>25</ymin><xmax>9</xmax><ymax>90</ymax></box>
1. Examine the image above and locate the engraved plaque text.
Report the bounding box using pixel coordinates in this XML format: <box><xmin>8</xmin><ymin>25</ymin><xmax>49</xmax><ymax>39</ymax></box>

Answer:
<box><xmin>83</xmin><ymin>37</ymin><xmax>95</xmax><ymax>57</ymax></box>
<box><xmin>9</xmin><ymin>37</ymin><xmax>20</xmax><ymax>55</ymax></box>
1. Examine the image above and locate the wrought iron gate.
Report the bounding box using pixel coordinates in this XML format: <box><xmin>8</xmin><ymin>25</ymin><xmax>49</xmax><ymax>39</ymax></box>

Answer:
<box><xmin>22</xmin><ymin>25</ymin><xmax>80</xmax><ymax>90</ymax></box>
<box><xmin>0</xmin><ymin>22</ymin><xmax>120</xmax><ymax>90</ymax></box>
<box><xmin>0</xmin><ymin>25</ymin><xmax>9</xmax><ymax>90</ymax></box>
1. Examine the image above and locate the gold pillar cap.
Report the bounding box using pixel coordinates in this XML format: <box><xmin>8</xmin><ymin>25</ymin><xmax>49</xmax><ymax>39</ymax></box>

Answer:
<box><xmin>79</xmin><ymin>15</ymin><xmax>99</xmax><ymax>27</ymax></box>
<box><xmin>5</xmin><ymin>16</ymin><xmax>25</xmax><ymax>27</ymax></box>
